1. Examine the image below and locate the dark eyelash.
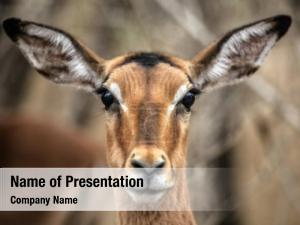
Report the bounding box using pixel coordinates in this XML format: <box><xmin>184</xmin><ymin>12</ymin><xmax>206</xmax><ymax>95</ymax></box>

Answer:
<box><xmin>95</xmin><ymin>86</ymin><xmax>108</xmax><ymax>95</ymax></box>
<box><xmin>189</xmin><ymin>87</ymin><xmax>201</xmax><ymax>95</ymax></box>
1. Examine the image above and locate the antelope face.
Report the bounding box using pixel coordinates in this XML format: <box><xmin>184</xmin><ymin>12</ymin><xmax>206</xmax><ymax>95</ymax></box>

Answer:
<box><xmin>3</xmin><ymin>15</ymin><xmax>291</xmax><ymax>203</ymax></box>
<box><xmin>102</xmin><ymin>53</ymin><xmax>196</xmax><ymax>170</ymax></box>
<box><xmin>101</xmin><ymin>54</ymin><xmax>196</xmax><ymax>202</ymax></box>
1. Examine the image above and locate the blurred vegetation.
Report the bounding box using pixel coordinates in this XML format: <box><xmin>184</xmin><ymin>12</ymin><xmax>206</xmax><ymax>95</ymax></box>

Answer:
<box><xmin>0</xmin><ymin>1</ymin><xmax>300</xmax><ymax>225</ymax></box>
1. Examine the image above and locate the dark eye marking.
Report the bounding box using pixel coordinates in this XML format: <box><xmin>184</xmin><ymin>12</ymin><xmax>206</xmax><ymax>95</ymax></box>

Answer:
<box><xmin>95</xmin><ymin>87</ymin><xmax>119</xmax><ymax>110</ymax></box>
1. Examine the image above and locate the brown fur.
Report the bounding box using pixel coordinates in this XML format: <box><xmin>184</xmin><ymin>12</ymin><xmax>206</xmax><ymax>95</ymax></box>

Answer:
<box><xmin>118</xmin><ymin>172</ymin><xmax>196</xmax><ymax>225</ymax></box>
<box><xmin>105</xmin><ymin>62</ymin><xmax>192</xmax><ymax>168</ymax></box>
<box><xmin>119</xmin><ymin>211</ymin><xmax>195</xmax><ymax>225</ymax></box>
<box><xmin>103</xmin><ymin>60</ymin><xmax>196</xmax><ymax>224</ymax></box>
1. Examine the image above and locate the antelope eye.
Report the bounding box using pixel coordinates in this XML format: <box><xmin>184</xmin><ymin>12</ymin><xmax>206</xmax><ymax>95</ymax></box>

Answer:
<box><xmin>101</xmin><ymin>91</ymin><xmax>115</xmax><ymax>109</ymax></box>
<box><xmin>96</xmin><ymin>88</ymin><xmax>117</xmax><ymax>110</ymax></box>
<box><xmin>180</xmin><ymin>92</ymin><xmax>195</xmax><ymax>109</ymax></box>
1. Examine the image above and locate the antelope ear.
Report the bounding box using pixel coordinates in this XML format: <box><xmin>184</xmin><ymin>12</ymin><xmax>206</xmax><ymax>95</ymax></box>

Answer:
<box><xmin>2</xmin><ymin>18</ymin><xmax>105</xmax><ymax>91</ymax></box>
<box><xmin>192</xmin><ymin>15</ymin><xmax>291</xmax><ymax>92</ymax></box>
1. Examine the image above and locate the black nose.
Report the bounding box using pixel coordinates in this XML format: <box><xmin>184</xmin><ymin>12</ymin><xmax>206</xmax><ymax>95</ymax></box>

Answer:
<box><xmin>131</xmin><ymin>158</ymin><xmax>166</xmax><ymax>174</ymax></box>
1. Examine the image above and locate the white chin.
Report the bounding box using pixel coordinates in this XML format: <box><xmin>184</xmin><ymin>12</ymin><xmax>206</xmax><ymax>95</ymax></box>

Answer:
<box><xmin>127</xmin><ymin>190</ymin><xmax>167</xmax><ymax>204</ymax></box>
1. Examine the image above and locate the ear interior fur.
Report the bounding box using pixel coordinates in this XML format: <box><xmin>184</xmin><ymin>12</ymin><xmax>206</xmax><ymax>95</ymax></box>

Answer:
<box><xmin>3</xmin><ymin>18</ymin><xmax>104</xmax><ymax>91</ymax></box>
<box><xmin>192</xmin><ymin>15</ymin><xmax>292</xmax><ymax>92</ymax></box>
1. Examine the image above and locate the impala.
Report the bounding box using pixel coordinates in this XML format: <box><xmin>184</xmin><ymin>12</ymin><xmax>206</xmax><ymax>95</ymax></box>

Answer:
<box><xmin>3</xmin><ymin>15</ymin><xmax>291</xmax><ymax>225</ymax></box>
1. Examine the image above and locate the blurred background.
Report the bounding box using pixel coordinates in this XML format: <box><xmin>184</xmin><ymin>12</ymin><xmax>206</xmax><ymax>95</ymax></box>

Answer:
<box><xmin>0</xmin><ymin>0</ymin><xmax>300</xmax><ymax>225</ymax></box>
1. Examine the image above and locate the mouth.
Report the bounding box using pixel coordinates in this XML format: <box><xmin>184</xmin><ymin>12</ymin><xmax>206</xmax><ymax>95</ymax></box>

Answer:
<box><xmin>125</xmin><ymin>176</ymin><xmax>175</xmax><ymax>204</ymax></box>
<box><xmin>122</xmin><ymin>168</ymin><xmax>176</xmax><ymax>204</ymax></box>
<box><xmin>126</xmin><ymin>187</ymin><xmax>171</xmax><ymax>204</ymax></box>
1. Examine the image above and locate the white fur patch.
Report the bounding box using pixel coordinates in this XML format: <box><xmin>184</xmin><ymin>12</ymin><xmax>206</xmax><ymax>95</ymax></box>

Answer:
<box><xmin>109</xmin><ymin>82</ymin><xmax>128</xmax><ymax>112</ymax></box>
<box><xmin>255</xmin><ymin>34</ymin><xmax>277</xmax><ymax>66</ymax></box>
<box><xmin>167</xmin><ymin>84</ymin><xmax>189</xmax><ymax>113</ymax></box>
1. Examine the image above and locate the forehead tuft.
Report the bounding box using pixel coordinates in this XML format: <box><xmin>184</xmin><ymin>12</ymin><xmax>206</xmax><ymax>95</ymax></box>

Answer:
<box><xmin>105</xmin><ymin>52</ymin><xmax>192</xmax><ymax>75</ymax></box>
<box><xmin>122</xmin><ymin>52</ymin><xmax>176</xmax><ymax>68</ymax></box>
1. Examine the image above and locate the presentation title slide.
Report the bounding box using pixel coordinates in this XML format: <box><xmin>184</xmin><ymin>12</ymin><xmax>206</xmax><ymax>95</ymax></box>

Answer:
<box><xmin>0</xmin><ymin>168</ymin><xmax>233</xmax><ymax>211</ymax></box>
<box><xmin>10</xmin><ymin>174</ymin><xmax>143</xmax><ymax>206</ymax></box>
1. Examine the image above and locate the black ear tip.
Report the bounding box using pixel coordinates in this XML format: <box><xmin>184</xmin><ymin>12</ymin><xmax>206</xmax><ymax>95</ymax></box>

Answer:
<box><xmin>275</xmin><ymin>15</ymin><xmax>292</xmax><ymax>27</ymax></box>
<box><xmin>273</xmin><ymin>15</ymin><xmax>292</xmax><ymax>38</ymax></box>
<box><xmin>2</xmin><ymin>17</ymin><xmax>22</xmax><ymax>41</ymax></box>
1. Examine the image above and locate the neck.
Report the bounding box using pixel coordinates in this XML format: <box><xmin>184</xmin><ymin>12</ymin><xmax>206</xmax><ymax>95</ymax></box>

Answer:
<box><xmin>118</xmin><ymin>172</ymin><xmax>197</xmax><ymax>225</ymax></box>
<box><xmin>118</xmin><ymin>211</ymin><xmax>196</xmax><ymax>225</ymax></box>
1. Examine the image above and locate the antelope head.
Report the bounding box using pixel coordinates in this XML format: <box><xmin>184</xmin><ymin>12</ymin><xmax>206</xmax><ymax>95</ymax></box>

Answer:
<box><xmin>3</xmin><ymin>15</ymin><xmax>291</xmax><ymax>203</ymax></box>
